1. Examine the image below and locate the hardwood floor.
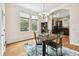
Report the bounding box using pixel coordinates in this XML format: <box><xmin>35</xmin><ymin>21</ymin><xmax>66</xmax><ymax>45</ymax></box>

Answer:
<box><xmin>4</xmin><ymin>39</ymin><xmax>35</xmax><ymax>56</ymax></box>
<box><xmin>4</xmin><ymin>35</ymin><xmax>79</xmax><ymax>56</ymax></box>
<box><xmin>62</xmin><ymin>36</ymin><xmax>79</xmax><ymax>52</ymax></box>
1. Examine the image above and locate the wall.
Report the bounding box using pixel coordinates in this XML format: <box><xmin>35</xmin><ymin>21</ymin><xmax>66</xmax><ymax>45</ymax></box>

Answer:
<box><xmin>48</xmin><ymin>3</ymin><xmax>79</xmax><ymax>46</ymax></box>
<box><xmin>5</xmin><ymin>4</ymin><xmax>40</xmax><ymax>44</ymax></box>
<box><xmin>69</xmin><ymin>4</ymin><xmax>79</xmax><ymax>46</ymax></box>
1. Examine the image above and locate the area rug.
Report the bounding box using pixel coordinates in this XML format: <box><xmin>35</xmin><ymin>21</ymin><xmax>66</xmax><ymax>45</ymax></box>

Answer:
<box><xmin>23</xmin><ymin>44</ymin><xmax>79</xmax><ymax>56</ymax></box>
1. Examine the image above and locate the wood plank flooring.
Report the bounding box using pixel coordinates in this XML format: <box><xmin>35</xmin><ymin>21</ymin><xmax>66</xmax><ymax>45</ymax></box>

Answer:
<box><xmin>4</xmin><ymin>39</ymin><xmax>35</xmax><ymax>56</ymax></box>
<box><xmin>4</xmin><ymin>35</ymin><xmax>79</xmax><ymax>56</ymax></box>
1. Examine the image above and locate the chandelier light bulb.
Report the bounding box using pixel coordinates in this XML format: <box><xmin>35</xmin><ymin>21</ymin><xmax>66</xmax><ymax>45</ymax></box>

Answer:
<box><xmin>42</xmin><ymin>11</ymin><xmax>46</xmax><ymax>15</ymax></box>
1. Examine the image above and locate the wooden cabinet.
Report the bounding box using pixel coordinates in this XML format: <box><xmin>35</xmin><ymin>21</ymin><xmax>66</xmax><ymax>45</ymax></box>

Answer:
<box><xmin>52</xmin><ymin>19</ymin><xmax>69</xmax><ymax>35</ymax></box>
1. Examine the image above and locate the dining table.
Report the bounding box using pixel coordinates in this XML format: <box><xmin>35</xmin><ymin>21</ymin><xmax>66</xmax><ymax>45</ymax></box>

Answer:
<box><xmin>39</xmin><ymin>33</ymin><xmax>63</xmax><ymax>56</ymax></box>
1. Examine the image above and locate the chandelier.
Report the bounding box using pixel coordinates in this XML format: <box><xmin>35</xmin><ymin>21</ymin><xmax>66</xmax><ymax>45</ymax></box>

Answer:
<box><xmin>39</xmin><ymin>3</ymin><xmax>47</xmax><ymax>20</ymax></box>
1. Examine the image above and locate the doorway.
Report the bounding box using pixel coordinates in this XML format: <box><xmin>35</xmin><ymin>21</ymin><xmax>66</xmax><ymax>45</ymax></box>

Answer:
<box><xmin>0</xmin><ymin>4</ymin><xmax>5</xmax><ymax>56</ymax></box>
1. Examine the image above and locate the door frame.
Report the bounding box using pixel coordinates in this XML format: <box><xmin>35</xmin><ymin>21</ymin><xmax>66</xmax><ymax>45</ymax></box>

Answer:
<box><xmin>0</xmin><ymin>3</ymin><xmax>5</xmax><ymax>56</ymax></box>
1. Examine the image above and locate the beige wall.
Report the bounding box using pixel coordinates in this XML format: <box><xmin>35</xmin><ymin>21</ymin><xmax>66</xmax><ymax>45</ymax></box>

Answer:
<box><xmin>5</xmin><ymin>4</ymin><xmax>40</xmax><ymax>44</ymax></box>
<box><xmin>69</xmin><ymin>4</ymin><xmax>79</xmax><ymax>46</ymax></box>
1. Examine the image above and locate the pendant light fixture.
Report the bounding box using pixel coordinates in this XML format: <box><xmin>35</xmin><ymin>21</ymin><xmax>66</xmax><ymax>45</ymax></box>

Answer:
<box><xmin>39</xmin><ymin>3</ymin><xmax>47</xmax><ymax>20</ymax></box>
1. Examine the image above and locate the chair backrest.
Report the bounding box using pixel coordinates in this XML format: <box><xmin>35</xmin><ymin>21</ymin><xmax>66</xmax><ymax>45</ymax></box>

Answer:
<box><xmin>34</xmin><ymin>32</ymin><xmax>37</xmax><ymax>44</ymax></box>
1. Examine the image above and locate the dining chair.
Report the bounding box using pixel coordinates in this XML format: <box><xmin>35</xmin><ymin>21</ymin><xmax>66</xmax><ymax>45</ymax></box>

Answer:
<box><xmin>50</xmin><ymin>34</ymin><xmax>62</xmax><ymax>56</ymax></box>
<box><xmin>33</xmin><ymin>32</ymin><xmax>42</xmax><ymax>55</ymax></box>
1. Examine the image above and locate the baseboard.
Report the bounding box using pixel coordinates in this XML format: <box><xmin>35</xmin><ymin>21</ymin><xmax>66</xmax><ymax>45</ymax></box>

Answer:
<box><xmin>6</xmin><ymin>37</ymin><xmax>34</xmax><ymax>46</ymax></box>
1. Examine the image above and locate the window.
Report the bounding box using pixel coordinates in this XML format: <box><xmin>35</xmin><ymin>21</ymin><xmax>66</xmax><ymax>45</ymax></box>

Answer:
<box><xmin>31</xmin><ymin>15</ymin><xmax>38</xmax><ymax>31</ymax></box>
<box><xmin>20</xmin><ymin>12</ymin><xmax>30</xmax><ymax>31</ymax></box>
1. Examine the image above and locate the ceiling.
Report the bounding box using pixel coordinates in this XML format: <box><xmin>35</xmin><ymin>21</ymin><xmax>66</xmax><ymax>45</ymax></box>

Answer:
<box><xmin>15</xmin><ymin>3</ymin><xmax>64</xmax><ymax>14</ymax></box>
